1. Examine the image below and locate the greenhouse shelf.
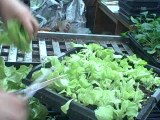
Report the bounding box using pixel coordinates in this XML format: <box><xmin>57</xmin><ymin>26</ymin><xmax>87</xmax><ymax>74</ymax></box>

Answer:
<box><xmin>0</xmin><ymin>32</ymin><xmax>133</xmax><ymax>66</ymax></box>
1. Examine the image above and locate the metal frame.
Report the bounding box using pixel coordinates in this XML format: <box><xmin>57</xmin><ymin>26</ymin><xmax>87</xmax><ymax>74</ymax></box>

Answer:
<box><xmin>0</xmin><ymin>32</ymin><xmax>133</xmax><ymax>63</ymax></box>
<box><xmin>37</xmin><ymin>31</ymin><xmax>122</xmax><ymax>41</ymax></box>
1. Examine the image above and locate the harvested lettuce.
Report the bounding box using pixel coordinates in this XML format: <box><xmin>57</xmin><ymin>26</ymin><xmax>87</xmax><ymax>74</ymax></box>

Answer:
<box><xmin>33</xmin><ymin>43</ymin><xmax>160</xmax><ymax>120</ymax></box>
<box><xmin>0</xmin><ymin>57</ymin><xmax>49</xmax><ymax>120</ymax></box>
<box><xmin>0</xmin><ymin>19</ymin><xmax>31</xmax><ymax>53</ymax></box>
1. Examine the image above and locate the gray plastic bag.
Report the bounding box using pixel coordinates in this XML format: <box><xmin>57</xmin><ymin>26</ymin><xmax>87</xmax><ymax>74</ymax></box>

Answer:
<box><xmin>31</xmin><ymin>0</ymin><xmax>90</xmax><ymax>33</ymax></box>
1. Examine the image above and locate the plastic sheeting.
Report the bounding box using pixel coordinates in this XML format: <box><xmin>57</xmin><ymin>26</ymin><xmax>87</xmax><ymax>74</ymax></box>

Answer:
<box><xmin>31</xmin><ymin>0</ymin><xmax>91</xmax><ymax>34</ymax></box>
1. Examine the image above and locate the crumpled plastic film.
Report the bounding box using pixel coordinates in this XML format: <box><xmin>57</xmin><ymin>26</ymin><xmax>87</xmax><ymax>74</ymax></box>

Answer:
<box><xmin>30</xmin><ymin>0</ymin><xmax>91</xmax><ymax>34</ymax></box>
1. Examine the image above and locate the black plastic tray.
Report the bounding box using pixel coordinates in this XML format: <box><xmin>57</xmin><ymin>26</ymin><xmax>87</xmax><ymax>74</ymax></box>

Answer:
<box><xmin>146</xmin><ymin>104</ymin><xmax>160</xmax><ymax>120</ymax></box>
<box><xmin>119</xmin><ymin>9</ymin><xmax>133</xmax><ymax>24</ymax></box>
<box><xmin>119</xmin><ymin>8</ymin><xmax>141</xmax><ymax>24</ymax></box>
<box><xmin>119</xmin><ymin>7</ymin><xmax>160</xmax><ymax>18</ymax></box>
<box><xmin>119</xmin><ymin>8</ymin><xmax>160</xmax><ymax>24</ymax></box>
<box><xmin>119</xmin><ymin>0</ymin><xmax>160</xmax><ymax>9</ymax></box>
<box><xmin>128</xmin><ymin>33</ymin><xmax>160</xmax><ymax>68</ymax></box>
<box><xmin>119</xmin><ymin>0</ymin><xmax>160</xmax><ymax>13</ymax></box>
<box><xmin>25</xmin><ymin>44</ymin><xmax>160</xmax><ymax>120</ymax></box>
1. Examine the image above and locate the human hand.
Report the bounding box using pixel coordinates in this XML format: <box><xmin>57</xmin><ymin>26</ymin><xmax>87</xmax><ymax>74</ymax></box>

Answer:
<box><xmin>0</xmin><ymin>0</ymin><xmax>39</xmax><ymax>38</ymax></box>
<box><xmin>0</xmin><ymin>90</ymin><xmax>28</xmax><ymax>120</ymax></box>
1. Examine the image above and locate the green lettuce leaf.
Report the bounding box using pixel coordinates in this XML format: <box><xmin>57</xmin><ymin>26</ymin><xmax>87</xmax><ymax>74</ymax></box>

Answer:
<box><xmin>95</xmin><ymin>106</ymin><xmax>114</xmax><ymax>120</ymax></box>
<box><xmin>61</xmin><ymin>99</ymin><xmax>73</xmax><ymax>114</ymax></box>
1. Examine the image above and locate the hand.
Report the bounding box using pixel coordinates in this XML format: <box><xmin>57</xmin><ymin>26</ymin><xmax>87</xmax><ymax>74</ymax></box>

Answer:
<box><xmin>0</xmin><ymin>90</ymin><xmax>28</xmax><ymax>120</ymax></box>
<box><xmin>0</xmin><ymin>0</ymin><xmax>39</xmax><ymax>38</ymax></box>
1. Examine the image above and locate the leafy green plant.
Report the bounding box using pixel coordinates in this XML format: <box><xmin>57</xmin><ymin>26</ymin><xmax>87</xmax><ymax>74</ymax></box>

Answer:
<box><xmin>130</xmin><ymin>12</ymin><xmax>160</xmax><ymax>55</ymax></box>
<box><xmin>0</xmin><ymin>19</ymin><xmax>31</xmax><ymax>53</ymax></box>
<box><xmin>32</xmin><ymin>43</ymin><xmax>160</xmax><ymax>120</ymax></box>
<box><xmin>0</xmin><ymin>57</ymin><xmax>49</xmax><ymax>120</ymax></box>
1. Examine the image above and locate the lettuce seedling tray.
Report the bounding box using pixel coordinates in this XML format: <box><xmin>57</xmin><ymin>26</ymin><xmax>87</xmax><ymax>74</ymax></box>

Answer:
<box><xmin>119</xmin><ymin>7</ymin><xmax>160</xmax><ymax>23</ymax></box>
<box><xmin>24</xmin><ymin>43</ymin><xmax>160</xmax><ymax>120</ymax></box>
<box><xmin>128</xmin><ymin>33</ymin><xmax>160</xmax><ymax>68</ymax></box>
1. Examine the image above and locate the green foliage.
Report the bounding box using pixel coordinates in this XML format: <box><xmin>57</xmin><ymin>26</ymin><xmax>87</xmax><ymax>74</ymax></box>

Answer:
<box><xmin>95</xmin><ymin>106</ymin><xmax>114</xmax><ymax>120</ymax></box>
<box><xmin>0</xmin><ymin>57</ymin><xmax>49</xmax><ymax>120</ymax></box>
<box><xmin>0</xmin><ymin>19</ymin><xmax>31</xmax><ymax>53</ymax></box>
<box><xmin>61</xmin><ymin>99</ymin><xmax>73</xmax><ymax>114</ymax></box>
<box><xmin>28</xmin><ymin>98</ymin><xmax>48</xmax><ymax>120</ymax></box>
<box><xmin>33</xmin><ymin>43</ymin><xmax>160</xmax><ymax>120</ymax></box>
<box><xmin>130</xmin><ymin>12</ymin><xmax>160</xmax><ymax>55</ymax></box>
